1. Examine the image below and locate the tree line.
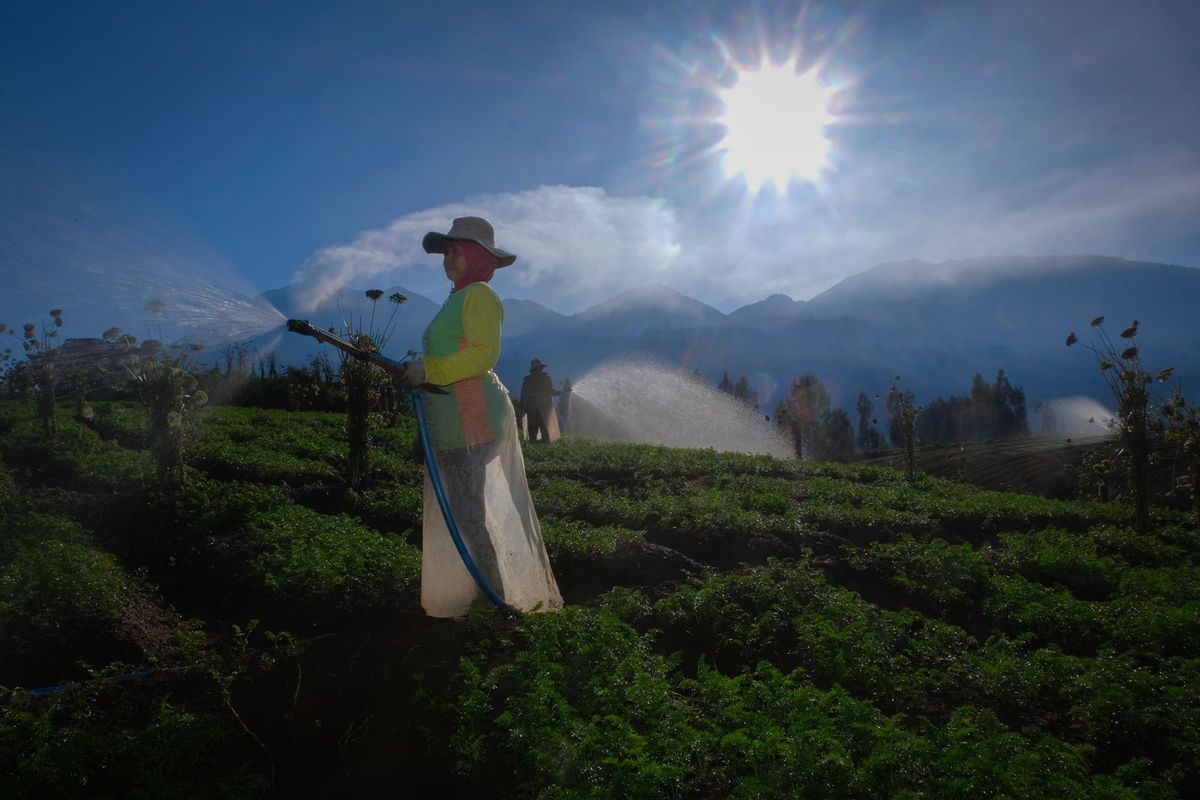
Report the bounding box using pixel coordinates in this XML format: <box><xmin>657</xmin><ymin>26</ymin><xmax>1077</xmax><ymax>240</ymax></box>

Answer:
<box><xmin>4</xmin><ymin>304</ymin><xmax>1196</xmax><ymax>520</ymax></box>
<box><xmin>714</xmin><ymin>368</ymin><xmax>1030</xmax><ymax>463</ymax></box>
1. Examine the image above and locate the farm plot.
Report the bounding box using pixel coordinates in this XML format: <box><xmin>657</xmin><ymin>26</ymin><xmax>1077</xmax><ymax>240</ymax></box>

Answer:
<box><xmin>1</xmin><ymin>402</ymin><xmax>1196</xmax><ymax>798</ymax></box>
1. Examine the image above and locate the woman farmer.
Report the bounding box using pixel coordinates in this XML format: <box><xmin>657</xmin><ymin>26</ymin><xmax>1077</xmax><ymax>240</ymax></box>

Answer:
<box><xmin>398</xmin><ymin>216</ymin><xmax>562</xmax><ymax>617</ymax></box>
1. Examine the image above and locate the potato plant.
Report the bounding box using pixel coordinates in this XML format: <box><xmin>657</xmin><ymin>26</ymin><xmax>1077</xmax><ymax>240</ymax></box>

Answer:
<box><xmin>0</xmin><ymin>401</ymin><xmax>1195</xmax><ymax>797</ymax></box>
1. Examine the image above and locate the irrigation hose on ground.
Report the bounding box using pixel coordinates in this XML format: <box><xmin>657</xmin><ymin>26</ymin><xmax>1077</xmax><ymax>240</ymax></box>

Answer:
<box><xmin>411</xmin><ymin>388</ymin><xmax>514</xmax><ymax>614</ymax></box>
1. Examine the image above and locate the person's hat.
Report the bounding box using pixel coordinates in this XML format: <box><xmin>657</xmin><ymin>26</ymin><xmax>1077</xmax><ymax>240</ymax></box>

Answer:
<box><xmin>422</xmin><ymin>216</ymin><xmax>516</xmax><ymax>267</ymax></box>
<box><xmin>530</xmin><ymin>358</ymin><xmax>547</xmax><ymax>371</ymax></box>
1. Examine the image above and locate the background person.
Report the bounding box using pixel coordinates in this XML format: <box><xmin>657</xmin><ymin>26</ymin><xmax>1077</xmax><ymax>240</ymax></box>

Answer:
<box><xmin>398</xmin><ymin>216</ymin><xmax>562</xmax><ymax>617</ymax></box>
<box><xmin>520</xmin><ymin>358</ymin><xmax>562</xmax><ymax>442</ymax></box>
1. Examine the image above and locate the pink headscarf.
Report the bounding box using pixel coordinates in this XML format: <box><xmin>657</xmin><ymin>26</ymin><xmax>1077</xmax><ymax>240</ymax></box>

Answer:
<box><xmin>450</xmin><ymin>239</ymin><xmax>499</xmax><ymax>292</ymax></box>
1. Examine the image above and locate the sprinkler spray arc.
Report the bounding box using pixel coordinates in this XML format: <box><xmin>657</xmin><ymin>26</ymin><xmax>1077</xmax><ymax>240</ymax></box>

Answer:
<box><xmin>285</xmin><ymin>318</ymin><xmax>514</xmax><ymax>614</ymax></box>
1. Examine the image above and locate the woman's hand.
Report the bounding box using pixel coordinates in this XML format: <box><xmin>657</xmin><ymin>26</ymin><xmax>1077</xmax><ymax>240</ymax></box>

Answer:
<box><xmin>400</xmin><ymin>359</ymin><xmax>426</xmax><ymax>388</ymax></box>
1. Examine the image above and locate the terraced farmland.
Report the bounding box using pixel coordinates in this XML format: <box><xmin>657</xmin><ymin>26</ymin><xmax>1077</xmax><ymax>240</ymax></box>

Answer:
<box><xmin>1</xmin><ymin>401</ymin><xmax>1196</xmax><ymax>798</ymax></box>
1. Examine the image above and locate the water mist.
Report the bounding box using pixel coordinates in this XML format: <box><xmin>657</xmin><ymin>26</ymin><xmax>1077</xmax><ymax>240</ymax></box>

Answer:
<box><xmin>564</xmin><ymin>359</ymin><xmax>793</xmax><ymax>458</ymax></box>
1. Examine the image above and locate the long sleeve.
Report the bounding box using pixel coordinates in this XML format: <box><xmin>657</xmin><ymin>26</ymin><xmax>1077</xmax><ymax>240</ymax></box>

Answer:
<box><xmin>423</xmin><ymin>283</ymin><xmax>503</xmax><ymax>386</ymax></box>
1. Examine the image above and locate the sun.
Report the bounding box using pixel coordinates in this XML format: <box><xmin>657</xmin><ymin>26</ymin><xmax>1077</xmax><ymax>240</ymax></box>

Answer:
<box><xmin>716</xmin><ymin>60</ymin><xmax>836</xmax><ymax>190</ymax></box>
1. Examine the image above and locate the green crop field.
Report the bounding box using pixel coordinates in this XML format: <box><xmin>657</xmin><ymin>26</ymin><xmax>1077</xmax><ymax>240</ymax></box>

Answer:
<box><xmin>1</xmin><ymin>400</ymin><xmax>1197</xmax><ymax>798</ymax></box>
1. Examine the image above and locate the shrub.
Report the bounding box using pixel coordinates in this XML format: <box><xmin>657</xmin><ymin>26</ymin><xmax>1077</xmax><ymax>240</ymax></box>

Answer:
<box><xmin>0</xmin><ymin>413</ymin><xmax>155</xmax><ymax>491</ymax></box>
<box><xmin>996</xmin><ymin>528</ymin><xmax>1125</xmax><ymax>600</ymax></box>
<box><xmin>246</xmin><ymin>504</ymin><xmax>420</xmax><ymax>608</ymax></box>
<box><xmin>0</xmin><ymin>684</ymin><xmax>269</xmax><ymax>799</ymax></box>
<box><xmin>0</xmin><ymin>512</ymin><xmax>139</xmax><ymax>685</ymax></box>
<box><xmin>541</xmin><ymin>519</ymin><xmax>644</xmax><ymax>559</ymax></box>
<box><xmin>349</xmin><ymin>484</ymin><xmax>423</xmax><ymax>532</ymax></box>
<box><xmin>855</xmin><ymin>535</ymin><xmax>993</xmax><ymax>614</ymax></box>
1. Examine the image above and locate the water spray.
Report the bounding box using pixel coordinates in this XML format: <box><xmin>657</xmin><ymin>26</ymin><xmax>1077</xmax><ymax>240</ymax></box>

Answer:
<box><xmin>285</xmin><ymin>318</ymin><xmax>512</xmax><ymax>613</ymax></box>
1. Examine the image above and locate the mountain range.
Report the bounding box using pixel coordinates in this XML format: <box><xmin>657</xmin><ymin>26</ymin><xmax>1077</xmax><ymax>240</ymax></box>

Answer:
<box><xmin>251</xmin><ymin>255</ymin><xmax>1200</xmax><ymax>413</ymax></box>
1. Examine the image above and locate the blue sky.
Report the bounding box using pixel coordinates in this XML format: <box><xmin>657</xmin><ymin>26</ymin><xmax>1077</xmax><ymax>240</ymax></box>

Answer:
<box><xmin>2</xmin><ymin>0</ymin><xmax>1198</xmax><ymax>327</ymax></box>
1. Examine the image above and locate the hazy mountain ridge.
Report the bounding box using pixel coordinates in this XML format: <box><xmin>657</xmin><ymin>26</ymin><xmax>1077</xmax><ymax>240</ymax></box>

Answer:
<box><xmin>253</xmin><ymin>255</ymin><xmax>1199</xmax><ymax>410</ymax></box>
<box><xmin>571</xmin><ymin>283</ymin><xmax>726</xmax><ymax>337</ymax></box>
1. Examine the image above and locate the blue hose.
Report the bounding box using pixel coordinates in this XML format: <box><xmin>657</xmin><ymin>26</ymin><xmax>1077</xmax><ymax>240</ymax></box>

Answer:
<box><xmin>28</xmin><ymin>670</ymin><xmax>154</xmax><ymax>697</ymax></box>
<box><xmin>411</xmin><ymin>388</ymin><xmax>514</xmax><ymax>613</ymax></box>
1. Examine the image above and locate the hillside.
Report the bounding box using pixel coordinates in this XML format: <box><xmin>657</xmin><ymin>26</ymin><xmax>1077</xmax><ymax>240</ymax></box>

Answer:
<box><xmin>1</xmin><ymin>400</ymin><xmax>1198</xmax><ymax>796</ymax></box>
<box><xmin>807</xmin><ymin>255</ymin><xmax>1200</xmax><ymax>356</ymax></box>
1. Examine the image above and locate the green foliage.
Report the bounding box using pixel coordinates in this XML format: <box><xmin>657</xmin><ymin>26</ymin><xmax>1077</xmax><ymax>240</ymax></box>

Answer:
<box><xmin>0</xmin><ymin>458</ymin><xmax>13</xmax><ymax>505</ymax></box>
<box><xmin>188</xmin><ymin>406</ymin><xmax>343</xmax><ymax>483</ymax></box>
<box><xmin>0</xmin><ymin>684</ymin><xmax>269</xmax><ymax>799</ymax></box>
<box><xmin>245</xmin><ymin>504</ymin><xmax>420</xmax><ymax>607</ymax></box>
<box><xmin>1</xmin><ymin>309</ymin><xmax>67</xmax><ymax>437</ymax></box>
<box><xmin>524</xmin><ymin>438</ymin><xmax>796</xmax><ymax>483</ymax></box>
<box><xmin>994</xmin><ymin>528</ymin><xmax>1125</xmax><ymax>599</ymax></box>
<box><xmin>854</xmin><ymin>535</ymin><xmax>992</xmax><ymax>613</ymax></box>
<box><xmin>797</xmin><ymin>470</ymin><xmax>1119</xmax><ymax>540</ymax></box>
<box><xmin>0</xmin><ymin>540</ymin><xmax>128</xmax><ymax>630</ymax></box>
<box><xmin>1161</xmin><ymin>387</ymin><xmax>1200</xmax><ymax>514</ymax></box>
<box><xmin>434</xmin><ymin>600</ymin><xmax>1177</xmax><ymax>799</ymax></box>
<box><xmin>0</xmin><ymin>509</ymin><xmax>141</xmax><ymax>686</ymax></box>
<box><xmin>533</xmin><ymin>474</ymin><xmax>797</xmax><ymax>541</ymax></box>
<box><xmin>541</xmin><ymin>519</ymin><xmax>644</xmax><ymax>559</ymax></box>
<box><xmin>0</xmin><ymin>407</ymin><xmax>155</xmax><ymax>491</ymax></box>
<box><xmin>348</xmin><ymin>484</ymin><xmax>423</xmax><ymax>531</ymax></box>
<box><xmin>1090</xmin><ymin>523</ymin><xmax>1199</xmax><ymax>567</ymax></box>
<box><xmin>189</xmin><ymin>437</ymin><xmax>338</xmax><ymax>484</ymax></box>
<box><xmin>145</xmin><ymin>476</ymin><xmax>419</xmax><ymax>610</ymax></box>
<box><xmin>1</xmin><ymin>397</ymin><xmax>1197</xmax><ymax>794</ymax></box>
<box><xmin>89</xmin><ymin>401</ymin><xmax>151</xmax><ymax>447</ymax></box>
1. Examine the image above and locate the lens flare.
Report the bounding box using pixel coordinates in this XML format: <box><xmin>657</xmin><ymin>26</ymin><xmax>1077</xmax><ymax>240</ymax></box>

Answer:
<box><xmin>716</xmin><ymin>60</ymin><xmax>835</xmax><ymax>190</ymax></box>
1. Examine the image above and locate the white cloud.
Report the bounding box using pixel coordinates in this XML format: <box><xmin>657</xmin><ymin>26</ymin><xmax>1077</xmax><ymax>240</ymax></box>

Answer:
<box><xmin>290</xmin><ymin>185</ymin><xmax>682</xmax><ymax>312</ymax></box>
<box><xmin>292</xmin><ymin>150</ymin><xmax>1200</xmax><ymax>316</ymax></box>
<box><xmin>924</xmin><ymin>153</ymin><xmax>1200</xmax><ymax>265</ymax></box>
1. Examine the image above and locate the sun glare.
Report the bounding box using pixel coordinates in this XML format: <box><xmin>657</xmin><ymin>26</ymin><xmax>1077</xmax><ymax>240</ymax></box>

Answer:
<box><xmin>717</xmin><ymin>61</ymin><xmax>835</xmax><ymax>190</ymax></box>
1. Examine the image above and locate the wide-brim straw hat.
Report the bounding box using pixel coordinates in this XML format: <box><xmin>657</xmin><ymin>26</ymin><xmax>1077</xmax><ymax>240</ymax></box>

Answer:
<box><xmin>422</xmin><ymin>216</ymin><xmax>516</xmax><ymax>267</ymax></box>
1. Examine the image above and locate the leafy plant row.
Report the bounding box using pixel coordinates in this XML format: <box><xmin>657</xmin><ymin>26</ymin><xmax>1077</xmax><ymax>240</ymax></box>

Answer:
<box><xmin>432</xmin><ymin>588</ymin><xmax>1191</xmax><ymax>798</ymax></box>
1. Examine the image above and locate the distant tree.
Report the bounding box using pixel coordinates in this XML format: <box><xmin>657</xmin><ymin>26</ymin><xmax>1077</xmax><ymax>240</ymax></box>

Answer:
<box><xmin>258</xmin><ymin>348</ymin><xmax>279</xmax><ymax>379</ymax></box>
<box><xmin>916</xmin><ymin>395</ymin><xmax>964</xmax><ymax>444</ymax></box>
<box><xmin>909</xmin><ymin>370</ymin><xmax>1029</xmax><ymax>444</ymax></box>
<box><xmin>223</xmin><ymin>343</ymin><xmax>246</xmax><ymax>377</ymax></box>
<box><xmin>856</xmin><ymin>391</ymin><xmax>884</xmax><ymax>453</ymax></box>
<box><xmin>787</xmin><ymin>373</ymin><xmax>831</xmax><ymax>460</ymax></box>
<box><xmin>992</xmin><ymin>369</ymin><xmax>1028</xmax><ymax>437</ymax></box>
<box><xmin>732</xmin><ymin>376</ymin><xmax>759</xmax><ymax>410</ymax></box>
<box><xmin>886</xmin><ymin>376</ymin><xmax>920</xmax><ymax>481</ymax></box>
<box><xmin>283</xmin><ymin>355</ymin><xmax>343</xmax><ymax>412</ymax></box>
<box><xmin>968</xmin><ymin>373</ymin><xmax>997</xmax><ymax>437</ymax></box>
<box><xmin>718</xmin><ymin>372</ymin><xmax>734</xmax><ymax>394</ymax></box>
<box><xmin>820</xmin><ymin>408</ymin><xmax>856</xmax><ymax>462</ymax></box>
<box><xmin>772</xmin><ymin>399</ymin><xmax>791</xmax><ymax>434</ymax></box>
